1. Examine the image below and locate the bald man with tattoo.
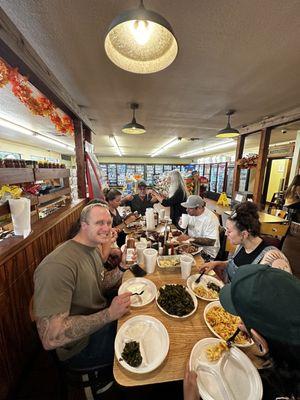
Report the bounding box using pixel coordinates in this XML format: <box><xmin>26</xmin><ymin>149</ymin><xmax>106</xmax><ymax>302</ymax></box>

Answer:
<box><xmin>33</xmin><ymin>203</ymin><xmax>131</xmax><ymax>368</ymax></box>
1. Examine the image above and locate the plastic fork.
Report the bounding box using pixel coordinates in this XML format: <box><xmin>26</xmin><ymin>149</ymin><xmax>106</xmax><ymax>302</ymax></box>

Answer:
<box><xmin>194</xmin><ymin>270</ymin><xmax>205</xmax><ymax>285</ymax></box>
<box><xmin>226</xmin><ymin>327</ymin><xmax>240</xmax><ymax>348</ymax></box>
<box><xmin>131</xmin><ymin>290</ymin><xmax>144</xmax><ymax>296</ymax></box>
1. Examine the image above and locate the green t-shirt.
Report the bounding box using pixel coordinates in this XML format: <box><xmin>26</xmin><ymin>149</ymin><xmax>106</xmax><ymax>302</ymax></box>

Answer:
<box><xmin>34</xmin><ymin>239</ymin><xmax>107</xmax><ymax>361</ymax></box>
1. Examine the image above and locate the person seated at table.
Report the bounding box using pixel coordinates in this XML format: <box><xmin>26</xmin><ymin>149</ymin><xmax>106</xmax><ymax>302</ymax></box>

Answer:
<box><xmin>184</xmin><ymin>264</ymin><xmax>300</xmax><ymax>400</ymax></box>
<box><xmin>33</xmin><ymin>203</ymin><xmax>132</xmax><ymax>370</ymax></box>
<box><xmin>149</xmin><ymin>169</ymin><xmax>188</xmax><ymax>227</ymax></box>
<box><xmin>104</xmin><ymin>188</ymin><xmax>139</xmax><ymax>247</ymax></box>
<box><xmin>122</xmin><ymin>179</ymin><xmax>157</xmax><ymax>215</ymax></box>
<box><xmin>200</xmin><ymin>201</ymin><xmax>291</xmax><ymax>281</ymax></box>
<box><xmin>68</xmin><ymin>198</ymin><xmax>120</xmax><ymax>264</ymax></box>
<box><xmin>177</xmin><ymin>195</ymin><xmax>220</xmax><ymax>259</ymax></box>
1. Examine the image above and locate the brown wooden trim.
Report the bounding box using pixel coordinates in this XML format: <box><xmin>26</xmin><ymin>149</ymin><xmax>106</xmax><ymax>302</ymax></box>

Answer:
<box><xmin>232</xmin><ymin>135</ymin><xmax>246</xmax><ymax>196</ymax></box>
<box><xmin>253</xmin><ymin>128</ymin><xmax>272</xmax><ymax>204</ymax></box>
<box><xmin>0</xmin><ymin>168</ymin><xmax>34</xmax><ymax>185</ymax></box>
<box><xmin>34</xmin><ymin>168</ymin><xmax>70</xmax><ymax>180</ymax></box>
<box><xmin>74</xmin><ymin>119</ymin><xmax>86</xmax><ymax>199</ymax></box>
<box><xmin>37</xmin><ymin>187</ymin><xmax>71</xmax><ymax>204</ymax></box>
<box><xmin>239</xmin><ymin>106</ymin><xmax>300</xmax><ymax>136</ymax></box>
<box><xmin>84</xmin><ymin>126</ymin><xmax>92</xmax><ymax>144</ymax></box>
<box><xmin>0</xmin><ymin>199</ymin><xmax>86</xmax><ymax>264</ymax></box>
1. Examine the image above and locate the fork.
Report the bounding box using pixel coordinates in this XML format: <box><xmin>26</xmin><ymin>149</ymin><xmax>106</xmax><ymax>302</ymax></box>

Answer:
<box><xmin>226</xmin><ymin>327</ymin><xmax>240</xmax><ymax>347</ymax></box>
<box><xmin>130</xmin><ymin>290</ymin><xmax>144</xmax><ymax>296</ymax></box>
<box><xmin>194</xmin><ymin>270</ymin><xmax>205</xmax><ymax>285</ymax></box>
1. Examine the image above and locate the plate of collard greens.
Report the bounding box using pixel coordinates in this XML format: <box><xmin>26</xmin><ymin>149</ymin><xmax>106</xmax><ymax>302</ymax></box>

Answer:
<box><xmin>156</xmin><ymin>284</ymin><xmax>198</xmax><ymax>318</ymax></box>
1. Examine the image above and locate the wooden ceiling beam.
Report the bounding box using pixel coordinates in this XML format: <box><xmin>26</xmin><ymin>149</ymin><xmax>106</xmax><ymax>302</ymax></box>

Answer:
<box><xmin>239</xmin><ymin>107</ymin><xmax>300</xmax><ymax>136</ymax></box>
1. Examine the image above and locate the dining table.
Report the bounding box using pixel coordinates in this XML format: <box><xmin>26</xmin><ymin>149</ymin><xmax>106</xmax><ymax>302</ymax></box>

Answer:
<box><xmin>113</xmin><ymin>254</ymin><xmax>260</xmax><ymax>387</ymax></box>
<box><xmin>224</xmin><ymin>210</ymin><xmax>287</xmax><ymax>224</ymax></box>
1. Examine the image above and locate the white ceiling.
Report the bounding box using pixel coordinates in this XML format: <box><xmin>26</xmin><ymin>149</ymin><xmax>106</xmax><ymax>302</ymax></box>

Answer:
<box><xmin>0</xmin><ymin>0</ymin><xmax>300</xmax><ymax>158</ymax></box>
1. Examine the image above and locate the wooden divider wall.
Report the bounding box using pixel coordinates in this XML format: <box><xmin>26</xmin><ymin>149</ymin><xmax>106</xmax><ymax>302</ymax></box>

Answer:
<box><xmin>0</xmin><ymin>200</ymin><xmax>86</xmax><ymax>400</ymax></box>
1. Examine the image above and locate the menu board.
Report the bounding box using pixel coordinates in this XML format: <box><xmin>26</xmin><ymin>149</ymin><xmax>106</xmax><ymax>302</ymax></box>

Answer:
<box><xmin>216</xmin><ymin>163</ymin><xmax>226</xmax><ymax>193</ymax></box>
<box><xmin>226</xmin><ymin>164</ymin><xmax>234</xmax><ymax>197</ymax></box>
<box><xmin>145</xmin><ymin>165</ymin><xmax>155</xmax><ymax>185</ymax></box>
<box><xmin>117</xmin><ymin>164</ymin><xmax>126</xmax><ymax>186</ymax></box>
<box><xmin>107</xmin><ymin>164</ymin><xmax>117</xmax><ymax>186</ymax></box>
<box><xmin>210</xmin><ymin>164</ymin><xmax>218</xmax><ymax>192</ymax></box>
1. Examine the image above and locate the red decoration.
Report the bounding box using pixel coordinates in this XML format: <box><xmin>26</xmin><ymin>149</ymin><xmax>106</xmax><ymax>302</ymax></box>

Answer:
<box><xmin>0</xmin><ymin>58</ymin><xmax>74</xmax><ymax>135</ymax></box>
<box><xmin>239</xmin><ymin>154</ymin><xmax>259</xmax><ymax>169</ymax></box>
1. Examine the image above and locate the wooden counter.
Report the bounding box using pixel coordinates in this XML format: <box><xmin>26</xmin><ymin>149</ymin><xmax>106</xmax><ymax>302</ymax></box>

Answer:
<box><xmin>0</xmin><ymin>199</ymin><xmax>86</xmax><ymax>400</ymax></box>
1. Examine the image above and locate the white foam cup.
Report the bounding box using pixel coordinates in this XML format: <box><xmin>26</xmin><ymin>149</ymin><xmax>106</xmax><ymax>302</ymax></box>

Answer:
<box><xmin>181</xmin><ymin>214</ymin><xmax>189</xmax><ymax>229</ymax></box>
<box><xmin>135</xmin><ymin>242</ymin><xmax>148</xmax><ymax>264</ymax></box>
<box><xmin>180</xmin><ymin>254</ymin><xmax>194</xmax><ymax>279</ymax></box>
<box><xmin>143</xmin><ymin>248</ymin><xmax>158</xmax><ymax>274</ymax></box>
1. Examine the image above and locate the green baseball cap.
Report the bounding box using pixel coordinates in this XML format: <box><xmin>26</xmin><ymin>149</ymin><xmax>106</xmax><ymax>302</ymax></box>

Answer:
<box><xmin>220</xmin><ymin>264</ymin><xmax>300</xmax><ymax>345</ymax></box>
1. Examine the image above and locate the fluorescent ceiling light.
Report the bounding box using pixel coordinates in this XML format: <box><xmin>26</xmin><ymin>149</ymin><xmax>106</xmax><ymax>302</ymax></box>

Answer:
<box><xmin>109</xmin><ymin>135</ymin><xmax>122</xmax><ymax>157</ymax></box>
<box><xmin>179</xmin><ymin>140</ymin><xmax>235</xmax><ymax>158</ymax></box>
<box><xmin>151</xmin><ymin>137</ymin><xmax>181</xmax><ymax>157</ymax></box>
<box><xmin>0</xmin><ymin>117</ymin><xmax>74</xmax><ymax>151</ymax></box>
<box><xmin>0</xmin><ymin>117</ymin><xmax>34</xmax><ymax>136</ymax></box>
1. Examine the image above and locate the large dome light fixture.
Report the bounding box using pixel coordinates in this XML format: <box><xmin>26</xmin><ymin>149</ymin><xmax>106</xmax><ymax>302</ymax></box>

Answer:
<box><xmin>216</xmin><ymin>110</ymin><xmax>240</xmax><ymax>138</ymax></box>
<box><xmin>104</xmin><ymin>0</ymin><xmax>178</xmax><ymax>74</ymax></box>
<box><xmin>122</xmin><ymin>103</ymin><xmax>146</xmax><ymax>135</ymax></box>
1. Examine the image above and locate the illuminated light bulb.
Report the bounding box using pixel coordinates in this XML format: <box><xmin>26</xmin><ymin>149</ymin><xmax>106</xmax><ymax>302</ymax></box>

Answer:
<box><xmin>130</xmin><ymin>20</ymin><xmax>152</xmax><ymax>45</ymax></box>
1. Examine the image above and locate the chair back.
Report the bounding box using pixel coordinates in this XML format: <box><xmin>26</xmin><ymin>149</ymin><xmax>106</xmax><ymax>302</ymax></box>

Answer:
<box><xmin>260</xmin><ymin>223</ymin><xmax>289</xmax><ymax>237</ymax></box>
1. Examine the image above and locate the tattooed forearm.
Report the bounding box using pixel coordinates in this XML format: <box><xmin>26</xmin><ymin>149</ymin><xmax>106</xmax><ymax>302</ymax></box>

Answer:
<box><xmin>194</xmin><ymin>237</ymin><xmax>216</xmax><ymax>246</ymax></box>
<box><xmin>36</xmin><ymin>308</ymin><xmax>111</xmax><ymax>350</ymax></box>
<box><xmin>261</xmin><ymin>250</ymin><xmax>291</xmax><ymax>273</ymax></box>
<box><xmin>102</xmin><ymin>267</ymin><xmax>123</xmax><ymax>290</ymax></box>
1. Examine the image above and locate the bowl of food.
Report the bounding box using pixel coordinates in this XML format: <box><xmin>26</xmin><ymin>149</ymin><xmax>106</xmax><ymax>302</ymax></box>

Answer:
<box><xmin>187</xmin><ymin>274</ymin><xmax>224</xmax><ymax>301</ymax></box>
<box><xmin>157</xmin><ymin>255</ymin><xmax>181</xmax><ymax>272</ymax></box>
<box><xmin>204</xmin><ymin>301</ymin><xmax>253</xmax><ymax>347</ymax></box>
<box><xmin>156</xmin><ymin>284</ymin><xmax>198</xmax><ymax>318</ymax></box>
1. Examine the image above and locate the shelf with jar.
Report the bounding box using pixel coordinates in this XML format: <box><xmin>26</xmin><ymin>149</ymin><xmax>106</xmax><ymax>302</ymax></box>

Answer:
<box><xmin>0</xmin><ymin>162</ymin><xmax>71</xmax><ymax>228</ymax></box>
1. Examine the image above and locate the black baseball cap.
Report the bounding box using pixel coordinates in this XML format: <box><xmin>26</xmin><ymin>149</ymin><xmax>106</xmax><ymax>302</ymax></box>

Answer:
<box><xmin>137</xmin><ymin>180</ymin><xmax>147</xmax><ymax>188</ymax></box>
<box><xmin>220</xmin><ymin>264</ymin><xmax>300</xmax><ymax>345</ymax></box>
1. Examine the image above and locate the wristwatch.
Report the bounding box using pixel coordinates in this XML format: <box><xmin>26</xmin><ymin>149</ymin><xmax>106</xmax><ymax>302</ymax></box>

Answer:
<box><xmin>118</xmin><ymin>263</ymin><xmax>128</xmax><ymax>272</ymax></box>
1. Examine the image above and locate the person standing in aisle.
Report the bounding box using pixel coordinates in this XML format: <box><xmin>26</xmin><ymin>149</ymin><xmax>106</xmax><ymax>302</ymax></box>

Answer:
<box><xmin>150</xmin><ymin>169</ymin><xmax>188</xmax><ymax>227</ymax></box>
<box><xmin>122</xmin><ymin>179</ymin><xmax>157</xmax><ymax>215</ymax></box>
<box><xmin>284</xmin><ymin>174</ymin><xmax>300</xmax><ymax>222</ymax></box>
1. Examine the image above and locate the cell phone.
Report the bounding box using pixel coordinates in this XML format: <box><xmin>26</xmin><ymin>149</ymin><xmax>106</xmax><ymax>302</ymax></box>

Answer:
<box><xmin>130</xmin><ymin>263</ymin><xmax>147</xmax><ymax>277</ymax></box>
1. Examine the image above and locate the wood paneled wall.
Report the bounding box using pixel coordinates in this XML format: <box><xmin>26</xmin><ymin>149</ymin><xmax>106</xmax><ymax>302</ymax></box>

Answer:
<box><xmin>0</xmin><ymin>200</ymin><xmax>86</xmax><ymax>400</ymax></box>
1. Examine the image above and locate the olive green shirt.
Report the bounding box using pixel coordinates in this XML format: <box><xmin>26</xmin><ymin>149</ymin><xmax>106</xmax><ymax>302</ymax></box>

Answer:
<box><xmin>34</xmin><ymin>240</ymin><xmax>107</xmax><ymax>361</ymax></box>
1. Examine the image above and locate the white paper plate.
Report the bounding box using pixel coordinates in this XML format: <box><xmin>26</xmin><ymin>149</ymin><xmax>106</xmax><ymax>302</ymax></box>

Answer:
<box><xmin>156</xmin><ymin>284</ymin><xmax>198</xmax><ymax>318</ymax></box>
<box><xmin>187</xmin><ymin>274</ymin><xmax>224</xmax><ymax>301</ymax></box>
<box><xmin>189</xmin><ymin>337</ymin><xmax>263</xmax><ymax>400</ymax></box>
<box><xmin>204</xmin><ymin>301</ymin><xmax>253</xmax><ymax>348</ymax></box>
<box><xmin>115</xmin><ymin>315</ymin><xmax>169</xmax><ymax>374</ymax></box>
<box><xmin>118</xmin><ymin>277</ymin><xmax>157</xmax><ymax>307</ymax></box>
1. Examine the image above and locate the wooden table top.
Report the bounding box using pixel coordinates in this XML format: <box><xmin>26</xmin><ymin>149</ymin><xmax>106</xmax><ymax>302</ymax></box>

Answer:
<box><xmin>224</xmin><ymin>210</ymin><xmax>287</xmax><ymax>224</ymax></box>
<box><xmin>113</xmin><ymin>256</ymin><xmax>258</xmax><ymax>387</ymax></box>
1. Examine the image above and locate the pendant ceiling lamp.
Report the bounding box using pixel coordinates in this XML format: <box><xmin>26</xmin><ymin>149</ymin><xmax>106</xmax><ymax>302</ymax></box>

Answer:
<box><xmin>122</xmin><ymin>103</ymin><xmax>146</xmax><ymax>134</ymax></box>
<box><xmin>104</xmin><ymin>0</ymin><xmax>178</xmax><ymax>74</ymax></box>
<box><xmin>216</xmin><ymin>110</ymin><xmax>240</xmax><ymax>138</ymax></box>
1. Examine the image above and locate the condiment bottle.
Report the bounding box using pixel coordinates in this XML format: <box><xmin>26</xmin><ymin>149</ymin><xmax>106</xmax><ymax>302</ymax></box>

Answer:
<box><xmin>126</xmin><ymin>237</ymin><xmax>136</xmax><ymax>265</ymax></box>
